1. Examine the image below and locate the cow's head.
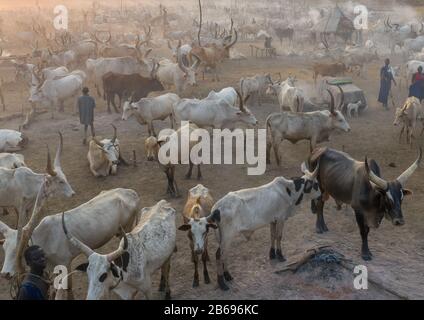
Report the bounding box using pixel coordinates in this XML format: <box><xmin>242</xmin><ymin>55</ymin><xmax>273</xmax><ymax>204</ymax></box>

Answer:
<box><xmin>45</xmin><ymin>132</ymin><xmax>75</xmax><ymax>198</ymax></box>
<box><xmin>393</xmin><ymin>107</ymin><xmax>406</xmax><ymax>126</ymax></box>
<box><xmin>296</xmin><ymin>162</ymin><xmax>322</xmax><ymax>201</ymax></box>
<box><xmin>178</xmin><ymin>50</ymin><xmax>200</xmax><ymax>86</ymax></box>
<box><xmin>62</xmin><ymin>213</ymin><xmax>128</xmax><ymax>300</ymax></box>
<box><xmin>92</xmin><ymin>125</ymin><xmax>120</xmax><ymax>175</ymax></box>
<box><xmin>365</xmin><ymin>148</ymin><xmax>422</xmax><ymax>227</ymax></box>
<box><xmin>121</xmin><ymin>100</ymin><xmax>137</xmax><ymax>121</ymax></box>
<box><xmin>326</xmin><ymin>88</ymin><xmax>351</xmax><ymax>133</ymax></box>
<box><xmin>178</xmin><ymin>197</ymin><xmax>217</xmax><ymax>255</ymax></box>
<box><xmin>144</xmin><ymin>136</ymin><xmax>159</xmax><ymax>161</ymax></box>
<box><xmin>235</xmin><ymin>90</ymin><xmax>258</xmax><ymax>127</ymax></box>
<box><xmin>0</xmin><ymin>221</ymin><xmax>18</xmax><ymax>279</ymax></box>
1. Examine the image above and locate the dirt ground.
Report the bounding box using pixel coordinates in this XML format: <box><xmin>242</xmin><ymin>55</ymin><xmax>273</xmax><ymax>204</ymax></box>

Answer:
<box><xmin>1</xmin><ymin>42</ymin><xmax>424</xmax><ymax>300</ymax></box>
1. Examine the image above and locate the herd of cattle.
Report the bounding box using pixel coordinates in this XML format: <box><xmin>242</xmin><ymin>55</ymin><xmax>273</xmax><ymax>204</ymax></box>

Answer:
<box><xmin>0</xmin><ymin>1</ymin><xmax>423</xmax><ymax>300</ymax></box>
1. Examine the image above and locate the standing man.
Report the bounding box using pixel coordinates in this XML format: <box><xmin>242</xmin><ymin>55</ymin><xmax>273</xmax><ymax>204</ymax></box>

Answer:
<box><xmin>378</xmin><ymin>58</ymin><xmax>396</xmax><ymax>110</ymax></box>
<box><xmin>77</xmin><ymin>87</ymin><xmax>96</xmax><ymax>145</ymax></box>
<box><xmin>16</xmin><ymin>246</ymin><xmax>50</xmax><ymax>300</ymax></box>
<box><xmin>409</xmin><ymin>66</ymin><xmax>424</xmax><ymax>101</ymax></box>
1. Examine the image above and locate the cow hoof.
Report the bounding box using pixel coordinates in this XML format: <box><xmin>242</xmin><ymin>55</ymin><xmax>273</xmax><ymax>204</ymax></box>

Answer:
<box><xmin>269</xmin><ymin>248</ymin><xmax>276</xmax><ymax>260</ymax></box>
<box><xmin>223</xmin><ymin>271</ymin><xmax>233</xmax><ymax>282</ymax></box>
<box><xmin>204</xmin><ymin>274</ymin><xmax>211</xmax><ymax>284</ymax></box>
<box><xmin>361</xmin><ymin>253</ymin><xmax>372</xmax><ymax>261</ymax></box>
<box><xmin>185</xmin><ymin>175</ymin><xmax>192</xmax><ymax>180</ymax></box>
<box><xmin>165</xmin><ymin>291</ymin><xmax>171</xmax><ymax>300</ymax></box>
<box><xmin>218</xmin><ymin>276</ymin><xmax>229</xmax><ymax>291</ymax></box>
<box><xmin>276</xmin><ymin>249</ymin><xmax>286</xmax><ymax>262</ymax></box>
<box><xmin>192</xmin><ymin>279</ymin><xmax>199</xmax><ymax>288</ymax></box>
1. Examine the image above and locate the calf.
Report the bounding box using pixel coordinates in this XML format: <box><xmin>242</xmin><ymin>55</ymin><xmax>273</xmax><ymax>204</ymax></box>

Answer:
<box><xmin>0</xmin><ymin>129</ymin><xmax>28</xmax><ymax>152</ymax></box>
<box><xmin>0</xmin><ymin>153</ymin><xmax>26</xmax><ymax>169</ymax></box>
<box><xmin>393</xmin><ymin>96</ymin><xmax>424</xmax><ymax>146</ymax></box>
<box><xmin>207</xmin><ymin>162</ymin><xmax>321</xmax><ymax>290</ymax></box>
<box><xmin>121</xmin><ymin>93</ymin><xmax>180</xmax><ymax>136</ymax></box>
<box><xmin>346</xmin><ymin>100</ymin><xmax>364</xmax><ymax>118</ymax></box>
<box><xmin>178</xmin><ymin>184</ymin><xmax>216</xmax><ymax>287</ymax></box>
<box><xmin>266</xmin><ymin>88</ymin><xmax>350</xmax><ymax>165</ymax></box>
<box><xmin>63</xmin><ymin>199</ymin><xmax>176</xmax><ymax>300</ymax></box>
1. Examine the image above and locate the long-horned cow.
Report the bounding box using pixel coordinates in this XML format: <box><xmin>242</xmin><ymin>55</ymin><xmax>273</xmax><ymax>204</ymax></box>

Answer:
<box><xmin>266</xmin><ymin>76</ymin><xmax>305</xmax><ymax>112</ymax></box>
<box><xmin>0</xmin><ymin>188</ymin><xmax>140</xmax><ymax>299</ymax></box>
<box><xmin>266</xmin><ymin>88</ymin><xmax>350</xmax><ymax>165</ymax></box>
<box><xmin>207</xmin><ymin>162</ymin><xmax>321</xmax><ymax>290</ymax></box>
<box><xmin>62</xmin><ymin>199</ymin><xmax>176</xmax><ymax>300</ymax></box>
<box><xmin>307</xmin><ymin>147</ymin><xmax>422</xmax><ymax>261</ymax></box>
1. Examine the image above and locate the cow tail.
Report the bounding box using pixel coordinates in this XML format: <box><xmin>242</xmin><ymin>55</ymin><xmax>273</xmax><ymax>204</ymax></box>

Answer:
<box><xmin>240</xmin><ymin>78</ymin><xmax>244</xmax><ymax>99</ymax></box>
<box><xmin>296</xmin><ymin>96</ymin><xmax>300</xmax><ymax>112</ymax></box>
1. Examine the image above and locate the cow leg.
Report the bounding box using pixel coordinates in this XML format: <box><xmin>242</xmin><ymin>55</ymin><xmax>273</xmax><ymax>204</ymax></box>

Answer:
<box><xmin>275</xmin><ymin>220</ymin><xmax>286</xmax><ymax>262</ymax></box>
<box><xmin>215</xmin><ymin>247</ymin><xmax>229</xmax><ymax>291</ymax></box>
<box><xmin>160</xmin><ymin>256</ymin><xmax>172</xmax><ymax>299</ymax></box>
<box><xmin>354</xmin><ymin>209</ymin><xmax>372</xmax><ymax>261</ymax></box>
<box><xmin>273</xmin><ymin>140</ymin><xmax>281</xmax><ymax>166</ymax></box>
<box><xmin>197</xmin><ymin>165</ymin><xmax>202</xmax><ymax>180</ymax></box>
<box><xmin>399</xmin><ymin>125</ymin><xmax>405</xmax><ymax>143</ymax></box>
<box><xmin>169</xmin><ymin>114</ymin><xmax>174</xmax><ymax>129</ymax></box>
<box><xmin>202</xmin><ymin>247</ymin><xmax>210</xmax><ymax>284</ymax></box>
<box><xmin>269</xmin><ymin>221</ymin><xmax>277</xmax><ymax>259</ymax></box>
<box><xmin>185</xmin><ymin>161</ymin><xmax>193</xmax><ymax>179</ymax></box>
<box><xmin>148</xmin><ymin>122</ymin><xmax>156</xmax><ymax>137</ymax></box>
<box><xmin>315</xmin><ymin>196</ymin><xmax>329</xmax><ymax>233</ymax></box>
<box><xmin>188</xmin><ymin>233</ymin><xmax>200</xmax><ymax>287</ymax></box>
<box><xmin>171</xmin><ymin>166</ymin><xmax>180</xmax><ymax>198</ymax></box>
<box><xmin>112</xmin><ymin>96</ymin><xmax>120</xmax><ymax>113</ymax></box>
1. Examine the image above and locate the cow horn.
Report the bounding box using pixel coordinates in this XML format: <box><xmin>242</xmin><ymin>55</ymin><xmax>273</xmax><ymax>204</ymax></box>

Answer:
<box><xmin>106</xmin><ymin>227</ymin><xmax>128</xmax><ymax>262</ymax></box>
<box><xmin>336</xmin><ymin>85</ymin><xmax>344</xmax><ymax>111</ymax></box>
<box><xmin>54</xmin><ymin>131</ymin><xmax>63</xmax><ymax>171</ymax></box>
<box><xmin>326</xmin><ymin>89</ymin><xmax>335</xmax><ymax>115</ymax></box>
<box><xmin>225</xmin><ymin>29</ymin><xmax>238</xmax><ymax>49</ymax></box>
<box><xmin>46</xmin><ymin>145</ymin><xmax>57</xmax><ymax>176</ymax></box>
<box><xmin>235</xmin><ymin>89</ymin><xmax>247</xmax><ymax>112</ymax></box>
<box><xmin>62</xmin><ymin>212</ymin><xmax>94</xmax><ymax>257</ymax></box>
<box><xmin>111</xmin><ymin>124</ymin><xmax>117</xmax><ymax>144</ymax></box>
<box><xmin>365</xmin><ymin>157</ymin><xmax>388</xmax><ymax>190</ymax></box>
<box><xmin>397</xmin><ymin>148</ymin><xmax>422</xmax><ymax>186</ymax></box>
<box><xmin>92</xmin><ymin>137</ymin><xmax>104</xmax><ymax>147</ymax></box>
<box><xmin>177</xmin><ymin>47</ymin><xmax>189</xmax><ymax>74</ymax></box>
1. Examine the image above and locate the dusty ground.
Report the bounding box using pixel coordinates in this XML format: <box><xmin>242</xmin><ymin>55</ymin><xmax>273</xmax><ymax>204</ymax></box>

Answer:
<box><xmin>0</xmin><ymin>41</ymin><xmax>423</xmax><ymax>300</ymax></box>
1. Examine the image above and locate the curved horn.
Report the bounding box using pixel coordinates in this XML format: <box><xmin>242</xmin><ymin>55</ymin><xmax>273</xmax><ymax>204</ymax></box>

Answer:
<box><xmin>106</xmin><ymin>227</ymin><xmax>128</xmax><ymax>262</ymax></box>
<box><xmin>225</xmin><ymin>29</ymin><xmax>238</xmax><ymax>49</ymax></box>
<box><xmin>310</xmin><ymin>161</ymin><xmax>320</xmax><ymax>178</ymax></box>
<box><xmin>326</xmin><ymin>89</ymin><xmax>335</xmax><ymax>114</ymax></box>
<box><xmin>336</xmin><ymin>85</ymin><xmax>344</xmax><ymax>111</ymax></box>
<box><xmin>111</xmin><ymin>124</ymin><xmax>117</xmax><ymax>144</ymax></box>
<box><xmin>235</xmin><ymin>89</ymin><xmax>247</xmax><ymax>112</ymax></box>
<box><xmin>54</xmin><ymin>131</ymin><xmax>63</xmax><ymax>171</ymax></box>
<box><xmin>177</xmin><ymin>47</ymin><xmax>189</xmax><ymax>74</ymax></box>
<box><xmin>143</xmin><ymin>48</ymin><xmax>152</xmax><ymax>59</ymax></box>
<box><xmin>62</xmin><ymin>212</ymin><xmax>94</xmax><ymax>257</ymax></box>
<box><xmin>46</xmin><ymin>145</ymin><xmax>57</xmax><ymax>176</ymax></box>
<box><xmin>397</xmin><ymin>148</ymin><xmax>422</xmax><ymax>186</ymax></box>
<box><xmin>92</xmin><ymin>137</ymin><xmax>105</xmax><ymax>147</ymax></box>
<box><xmin>365</xmin><ymin>157</ymin><xmax>388</xmax><ymax>190</ymax></box>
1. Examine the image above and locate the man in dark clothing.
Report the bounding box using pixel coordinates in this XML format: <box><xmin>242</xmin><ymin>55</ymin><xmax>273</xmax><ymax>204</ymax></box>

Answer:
<box><xmin>409</xmin><ymin>66</ymin><xmax>424</xmax><ymax>101</ymax></box>
<box><xmin>378</xmin><ymin>58</ymin><xmax>396</xmax><ymax>110</ymax></box>
<box><xmin>16</xmin><ymin>246</ymin><xmax>50</xmax><ymax>300</ymax></box>
<box><xmin>77</xmin><ymin>87</ymin><xmax>96</xmax><ymax>145</ymax></box>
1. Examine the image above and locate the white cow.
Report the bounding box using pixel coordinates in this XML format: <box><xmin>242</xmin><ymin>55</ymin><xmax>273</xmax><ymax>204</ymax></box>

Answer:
<box><xmin>266</xmin><ymin>89</ymin><xmax>350</xmax><ymax>164</ymax></box>
<box><xmin>0</xmin><ymin>133</ymin><xmax>74</xmax><ymax>232</ymax></box>
<box><xmin>122</xmin><ymin>93</ymin><xmax>180</xmax><ymax>136</ymax></box>
<box><xmin>204</xmin><ymin>87</ymin><xmax>237</xmax><ymax>106</ymax></box>
<box><xmin>173</xmin><ymin>91</ymin><xmax>258</xmax><ymax>129</ymax></box>
<box><xmin>0</xmin><ymin>129</ymin><xmax>28</xmax><ymax>152</ymax></box>
<box><xmin>29</xmin><ymin>71</ymin><xmax>86</xmax><ymax>116</ymax></box>
<box><xmin>156</xmin><ymin>49</ymin><xmax>200</xmax><ymax>96</ymax></box>
<box><xmin>266</xmin><ymin>76</ymin><xmax>305</xmax><ymax>112</ymax></box>
<box><xmin>0</xmin><ymin>153</ymin><xmax>26</xmax><ymax>169</ymax></box>
<box><xmin>207</xmin><ymin>162</ymin><xmax>321</xmax><ymax>290</ymax></box>
<box><xmin>62</xmin><ymin>199</ymin><xmax>177</xmax><ymax>300</ymax></box>
<box><xmin>240</xmin><ymin>73</ymin><xmax>273</xmax><ymax>106</ymax></box>
<box><xmin>0</xmin><ymin>188</ymin><xmax>140</xmax><ymax>299</ymax></box>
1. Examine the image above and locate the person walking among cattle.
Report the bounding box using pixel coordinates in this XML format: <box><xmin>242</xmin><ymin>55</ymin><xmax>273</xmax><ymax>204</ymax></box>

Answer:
<box><xmin>409</xmin><ymin>66</ymin><xmax>424</xmax><ymax>102</ymax></box>
<box><xmin>77</xmin><ymin>87</ymin><xmax>96</xmax><ymax>145</ymax></box>
<box><xmin>16</xmin><ymin>246</ymin><xmax>50</xmax><ymax>300</ymax></box>
<box><xmin>378</xmin><ymin>58</ymin><xmax>396</xmax><ymax>110</ymax></box>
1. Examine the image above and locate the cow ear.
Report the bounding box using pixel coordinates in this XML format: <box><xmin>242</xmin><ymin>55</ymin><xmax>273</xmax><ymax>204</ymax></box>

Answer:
<box><xmin>178</xmin><ymin>224</ymin><xmax>191</xmax><ymax>231</ymax></box>
<box><xmin>110</xmin><ymin>264</ymin><xmax>120</xmax><ymax>278</ymax></box>
<box><xmin>403</xmin><ymin>189</ymin><xmax>413</xmax><ymax>196</ymax></box>
<box><xmin>113</xmin><ymin>252</ymin><xmax>130</xmax><ymax>272</ymax></box>
<box><xmin>76</xmin><ymin>263</ymin><xmax>89</xmax><ymax>272</ymax></box>
<box><xmin>207</xmin><ymin>223</ymin><xmax>218</xmax><ymax>230</ymax></box>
